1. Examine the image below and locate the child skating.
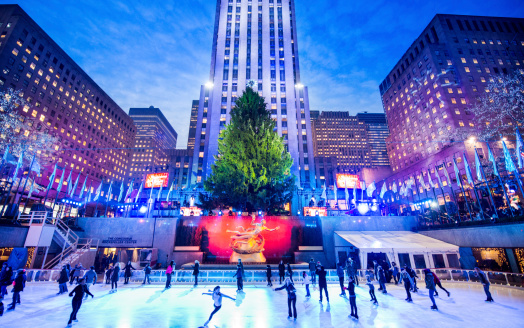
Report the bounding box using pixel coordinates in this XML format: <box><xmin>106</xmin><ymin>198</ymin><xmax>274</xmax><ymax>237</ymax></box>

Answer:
<box><xmin>302</xmin><ymin>271</ymin><xmax>311</xmax><ymax>298</ymax></box>
<box><xmin>202</xmin><ymin>286</ymin><xmax>236</xmax><ymax>327</ymax></box>
<box><xmin>365</xmin><ymin>274</ymin><xmax>378</xmax><ymax>305</ymax></box>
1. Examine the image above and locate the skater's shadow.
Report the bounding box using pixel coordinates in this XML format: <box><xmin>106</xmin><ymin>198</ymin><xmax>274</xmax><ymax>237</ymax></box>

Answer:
<box><xmin>491</xmin><ymin>302</ymin><xmax>518</xmax><ymax>311</ymax></box>
<box><xmin>438</xmin><ymin>311</ymin><xmax>464</xmax><ymax>322</ymax></box>
<box><xmin>319</xmin><ymin>303</ymin><xmax>333</xmax><ymax>328</ymax></box>
<box><xmin>146</xmin><ymin>290</ymin><xmax>164</xmax><ymax>304</ymax></box>
<box><xmin>367</xmin><ymin>305</ymin><xmax>378</xmax><ymax>325</ymax></box>
<box><xmin>235</xmin><ymin>291</ymin><xmax>245</xmax><ymax>306</ymax></box>
<box><xmin>177</xmin><ymin>289</ymin><xmax>193</xmax><ymax>298</ymax></box>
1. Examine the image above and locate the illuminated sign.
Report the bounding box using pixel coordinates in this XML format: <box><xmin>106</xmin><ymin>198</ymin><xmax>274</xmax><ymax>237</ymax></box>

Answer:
<box><xmin>303</xmin><ymin>207</ymin><xmax>327</xmax><ymax>217</ymax></box>
<box><xmin>181</xmin><ymin>207</ymin><xmax>202</xmax><ymax>217</ymax></box>
<box><xmin>145</xmin><ymin>173</ymin><xmax>169</xmax><ymax>188</ymax></box>
<box><xmin>336</xmin><ymin>174</ymin><xmax>361</xmax><ymax>189</ymax></box>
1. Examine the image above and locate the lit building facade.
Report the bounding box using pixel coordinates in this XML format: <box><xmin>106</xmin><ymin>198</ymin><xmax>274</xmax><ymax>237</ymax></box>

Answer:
<box><xmin>129</xmin><ymin>107</ymin><xmax>178</xmax><ymax>183</ymax></box>
<box><xmin>356</xmin><ymin>112</ymin><xmax>390</xmax><ymax>167</ymax></box>
<box><xmin>167</xmin><ymin>149</ymin><xmax>193</xmax><ymax>190</ymax></box>
<box><xmin>311</xmin><ymin>111</ymin><xmax>371</xmax><ymax>171</ymax></box>
<box><xmin>191</xmin><ymin>0</ymin><xmax>316</xmax><ymax>188</ymax></box>
<box><xmin>0</xmin><ymin>5</ymin><xmax>136</xmax><ymax>195</ymax></box>
<box><xmin>187</xmin><ymin>100</ymin><xmax>199</xmax><ymax>152</ymax></box>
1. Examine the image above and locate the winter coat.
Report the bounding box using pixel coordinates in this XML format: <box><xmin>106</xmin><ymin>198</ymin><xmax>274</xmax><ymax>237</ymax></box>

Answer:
<box><xmin>111</xmin><ymin>266</ymin><xmax>120</xmax><ymax>282</ymax></box>
<box><xmin>425</xmin><ymin>272</ymin><xmax>436</xmax><ymax>290</ymax></box>
<box><xmin>392</xmin><ymin>266</ymin><xmax>399</xmax><ymax>276</ymax></box>
<box><xmin>83</xmin><ymin>269</ymin><xmax>97</xmax><ymax>284</ymax></box>
<box><xmin>69</xmin><ymin>284</ymin><xmax>93</xmax><ymax>301</ymax></box>
<box><xmin>124</xmin><ymin>264</ymin><xmax>135</xmax><ymax>277</ymax></box>
<box><xmin>0</xmin><ymin>268</ymin><xmax>12</xmax><ymax>286</ymax></box>
<box><xmin>266</xmin><ymin>268</ymin><xmax>272</xmax><ymax>278</ymax></box>
<box><xmin>432</xmin><ymin>271</ymin><xmax>441</xmax><ymax>284</ymax></box>
<box><xmin>287</xmin><ymin>265</ymin><xmax>293</xmax><ymax>276</ymax></box>
<box><xmin>13</xmin><ymin>273</ymin><xmax>25</xmax><ymax>292</ymax></box>
<box><xmin>302</xmin><ymin>275</ymin><xmax>311</xmax><ymax>285</ymax></box>
<box><xmin>308</xmin><ymin>261</ymin><xmax>316</xmax><ymax>271</ymax></box>
<box><xmin>316</xmin><ymin>268</ymin><xmax>328</xmax><ymax>286</ymax></box>
<box><xmin>278</xmin><ymin>263</ymin><xmax>286</xmax><ymax>275</ymax></box>
<box><xmin>345</xmin><ymin>261</ymin><xmax>357</xmax><ymax>276</ymax></box>
<box><xmin>192</xmin><ymin>263</ymin><xmax>200</xmax><ymax>276</ymax></box>
<box><xmin>406</xmin><ymin>267</ymin><xmax>417</xmax><ymax>279</ymax></box>
<box><xmin>366</xmin><ymin>276</ymin><xmax>375</xmax><ymax>290</ymax></box>
<box><xmin>144</xmin><ymin>266</ymin><xmax>152</xmax><ymax>275</ymax></box>
<box><xmin>275</xmin><ymin>282</ymin><xmax>297</xmax><ymax>298</ymax></box>
<box><xmin>105</xmin><ymin>268</ymin><xmax>113</xmax><ymax>279</ymax></box>
<box><xmin>58</xmin><ymin>268</ymin><xmax>70</xmax><ymax>284</ymax></box>
<box><xmin>238</xmin><ymin>262</ymin><xmax>245</xmax><ymax>277</ymax></box>
<box><xmin>477</xmin><ymin>270</ymin><xmax>490</xmax><ymax>285</ymax></box>
<box><xmin>336</xmin><ymin>266</ymin><xmax>345</xmax><ymax>278</ymax></box>
<box><xmin>233</xmin><ymin>267</ymin><xmax>243</xmax><ymax>279</ymax></box>
<box><xmin>401</xmin><ymin>271</ymin><xmax>413</xmax><ymax>286</ymax></box>
<box><xmin>72</xmin><ymin>265</ymin><xmax>84</xmax><ymax>278</ymax></box>
<box><xmin>347</xmin><ymin>280</ymin><xmax>356</xmax><ymax>296</ymax></box>
<box><xmin>378</xmin><ymin>269</ymin><xmax>386</xmax><ymax>283</ymax></box>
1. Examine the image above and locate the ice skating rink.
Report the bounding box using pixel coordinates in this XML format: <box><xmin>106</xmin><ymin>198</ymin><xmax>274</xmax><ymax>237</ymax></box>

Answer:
<box><xmin>1</xmin><ymin>281</ymin><xmax>524</xmax><ymax>328</ymax></box>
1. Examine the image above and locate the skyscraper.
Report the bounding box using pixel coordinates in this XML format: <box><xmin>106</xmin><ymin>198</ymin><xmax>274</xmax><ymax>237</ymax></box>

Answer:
<box><xmin>186</xmin><ymin>100</ymin><xmax>199</xmax><ymax>152</ymax></box>
<box><xmin>128</xmin><ymin>106</ymin><xmax>178</xmax><ymax>182</ymax></box>
<box><xmin>191</xmin><ymin>0</ymin><xmax>316</xmax><ymax>188</ymax></box>
<box><xmin>356</xmin><ymin>112</ymin><xmax>390</xmax><ymax>167</ymax></box>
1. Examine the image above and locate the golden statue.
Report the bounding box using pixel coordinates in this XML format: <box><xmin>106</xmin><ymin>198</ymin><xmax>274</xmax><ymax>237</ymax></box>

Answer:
<box><xmin>226</xmin><ymin>216</ymin><xmax>280</xmax><ymax>263</ymax></box>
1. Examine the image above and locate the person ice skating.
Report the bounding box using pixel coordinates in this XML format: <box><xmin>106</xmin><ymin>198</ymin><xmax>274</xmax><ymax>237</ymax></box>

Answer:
<box><xmin>143</xmin><ymin>264</ymin><xmax>152</xmax><ymax>285</ymax></box>
<box><xmin>345</xmin><ymin>258</ymin><xmax>359</xmax><ymax>286</ymax></box>
<box><xmin>110</xmin><ymin>263</ymin><xmax>120</xmax><ymax>293</ymax></box>
<box><xmin>392</xmin><ymin>262</ymin><xmax>400</xmax><ymax>285</ymax></box>
<box><xmin>165</xmin><ymin>261</ymin><xmax>175</xmax><ymax>289</ymax></box>
<box><xmin>400</xmin><ymin>268</ymin><xmax>413</xmax><ymax>302</ymax></box>
<box><xmin>0</xmin><ymin>265</ymin><xmax>12</xmax><ymax>299</ymax></box>
<box><xmin>66</xmin><ymin>278</ymin><xmax>94</xmax><ymax>327</ymax></box>
<box><xmin>105</xmin><ymin>265</ymin><xmax>113</xmax><ymax>285</ymax></box>
<box><xmin>345</xmin><ymin>276</ymin><xmax>358</xmax><ymax>319</ymax></box>
<box><xmin>83</xmin><ymin>266</ymin><xmax>97</xmax><ymax>300</ymax></box>
<box><xmin>233</xmin><ymin>264</ymin><xmax>244</xmax><ymax>292</ymax></box>
<box><xmin>316</xmin><ymin>265</ymin><xmax>329</xmax><ymax>303</ymax></box>
<box><xmin>266</xmin><ymin>265</ymin><xmax>273</xmax><ymax>287</ymax></box>
<box><xmin>57</xmin><ymin>265</ymin><xmax>70</xmax><ymax>295</ymax></box>
<box><xmin>381</xmin><ymin>260</ymin><xmax>391</xmax><ymax>283</ymax></box>
<box><xmin>365</xmin><ymin>274</ymin><xmax>378</xmax><ymax>304</ymax></box>
<box><xmin>373</xmin><ymin>260</ymin><xmax>379</xmax><ymax>282</ymax></box>
<box><xmin>377</xmin><ymin>266</ymin><xmax>387</xmax><ymax>294</ymax></box>
<box><xmin>202</xmin><ymin>286</ymin><xmax>236</xmax><ymax>327</ymax></box>
<box><xmin>308</xmin><ymin>259</ymin><xmax>316</xmax><ymax>285</ymax></box>
<box><xmin>286</xmin><ymin>263</ymin><xmax>294</xmax><ymax>283</ymax></box>
<box><xmin>278</xmin><ymin>260</ymin><xmax>286</xmax><ymax>284</ymax></box>
<box><xmin>192</xmin><ymin>260</ymin><xmax>200</xmax><ymax>286</ymax></box>
<box><xmin>302</xmin><ymin>271</ymin><xmax>311</xmax><ymax>298</ymax></box>
<box><xmin>475</xmin><ymin>267</ymin><xmax>494</xmax><ymax>302</ymax></box>
<box><xmin>7</xmin><ymin>270</ymin><xmax>25</xmax><ymax>311</ymax></box>
<box><xmin>124</xmin><ymin>261</ymin><xmax>135</xmax><ymax>284</ymax></box>
<box><xmin>274</xmin><ymin>277</ymin><xmax>298</xmax><ymax>320</ymax></box>
<box><xmin>71</xmin><ymin>263</ymin><xmax>85</xmax><ymax>285</ymax></box>
<box><xmin>424</xmin><ymin>269</ymin><xmax>438</xmax><ymax>310</ymax></box>
<box><xmin>337</xmin><ymin>263</ymin><xmax>346</xmax><ymax>296</ymax></box>
<box><xmin>405</xmin><ymin>265</ymin><xmax>418</xmax><ymax>292</ymax></box>
<box><xmin>428</xmin><ymin>270</ymin><xmax>450</xmax><ymax>297</ymax></box>
<box><xmin>237</xmin><ymin>259</ymin><xmax>245</xmax><ymax>281</ymax></box>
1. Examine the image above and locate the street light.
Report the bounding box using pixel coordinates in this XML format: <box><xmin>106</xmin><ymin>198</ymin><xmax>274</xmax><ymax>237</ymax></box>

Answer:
<box><xmin>295</xmin><ymin>83</ymin><xmax>304</xmax><ymax>89</ymax></box>
<box><xmin>205</xmin><ymin>81</ymin><xmax>214</xmax><ymax>89</ymax></box>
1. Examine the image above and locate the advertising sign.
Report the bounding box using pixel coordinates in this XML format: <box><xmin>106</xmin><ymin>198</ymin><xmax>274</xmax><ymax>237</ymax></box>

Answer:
<box><xmin>145</xmin><ymin>173</ymin><xmax>169</xmax><ymax>188</ymax></box>
<box><xmin>336</xmin><ymin>174</ymin><xmax>361</xmax><ymax>189</ymax></box>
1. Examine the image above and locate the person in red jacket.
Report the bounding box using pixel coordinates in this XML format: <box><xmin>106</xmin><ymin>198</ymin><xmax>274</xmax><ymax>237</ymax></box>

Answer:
<box><xmin>430</xmin><ymin>270</ymin><xmax>450</xmax><ymax>297</ymax></box>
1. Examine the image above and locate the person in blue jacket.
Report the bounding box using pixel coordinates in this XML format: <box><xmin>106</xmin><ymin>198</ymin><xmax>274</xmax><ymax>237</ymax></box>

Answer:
<box><xmin>274</xmin><ymin>277</ymin><xmax>298</xmax><ymax>320</ymax></box>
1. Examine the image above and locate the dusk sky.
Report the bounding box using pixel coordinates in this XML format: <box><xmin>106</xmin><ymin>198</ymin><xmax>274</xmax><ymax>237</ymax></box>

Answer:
<box><xmin>8</xmin><ymin>0</ymin><xmax>524</xmax><ymax>147</ymax></box>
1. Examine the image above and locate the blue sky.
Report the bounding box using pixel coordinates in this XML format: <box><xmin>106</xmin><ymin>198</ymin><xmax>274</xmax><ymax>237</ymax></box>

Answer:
<box><xmin>8</xmin><ymin>0</ymin><xmax>524</xmax><ymax>147</ymax></box>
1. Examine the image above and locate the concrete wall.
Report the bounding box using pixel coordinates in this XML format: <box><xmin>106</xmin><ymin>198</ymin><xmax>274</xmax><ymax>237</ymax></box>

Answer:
<box><xmin>320</xmin><ymin>216</ymin><xmax>418</xmax><ymax>268</ymax></box>
<box><xmin>419</xmin><ymin>224</ymin><xmax>524</xmax><ymax>248</ymax></box>
<box><xmin>0</xmin><ymin>226</ymin><xmax>28</xmax><ymax>247</ymax></box>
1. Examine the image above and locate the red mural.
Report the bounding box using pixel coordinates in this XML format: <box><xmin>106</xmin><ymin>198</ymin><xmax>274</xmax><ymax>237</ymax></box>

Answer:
<box><xmin>177</xmin><ymin>216</ymin><xmax>315</xmax><ymax>263</ymax></box>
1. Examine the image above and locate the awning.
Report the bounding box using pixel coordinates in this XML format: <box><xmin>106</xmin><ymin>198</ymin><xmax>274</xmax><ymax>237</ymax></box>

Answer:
<box><xmin>335</xmin><ymin>231</ymin><xmax>459</xmax><ymax>254</ymax></box>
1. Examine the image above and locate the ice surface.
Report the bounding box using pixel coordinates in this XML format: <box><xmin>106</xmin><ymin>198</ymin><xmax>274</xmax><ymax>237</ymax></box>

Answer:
<box><xmin>1</xmin><ymin>281</ymin><xmax>523</xmax><ymax>328</ymax></box>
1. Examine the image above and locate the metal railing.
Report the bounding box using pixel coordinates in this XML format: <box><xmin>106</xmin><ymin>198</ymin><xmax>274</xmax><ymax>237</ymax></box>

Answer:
<box><xmin>22</xmin><ymin>268</ymin><xmax>524</xmax><ymax>289</ymax></box>
<box><xmin>17</xmin><ymin>211</ymin><xmax>53</xmax><ymax>225</ymax></box>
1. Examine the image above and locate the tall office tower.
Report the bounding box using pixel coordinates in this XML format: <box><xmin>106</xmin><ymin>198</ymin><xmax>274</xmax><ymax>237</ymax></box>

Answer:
<box><xmin>187</xmin><ymin>100</ymin><xmax>199</xmax><ymax>152</ymax></box>
<box><xmin>191</xmin><ymin>0</ymin><xmax>316</xmax><ymax>188</ymax></box>
<box><xmin>0</xmin><ymin>5</ymin><xmax>136</xmax><ymax>192</ymax></box>
<box><xmin>356</xmin><ymin>112</ymin><xmax>390</xmax><ymax>167</ymax></box>
<box><xmin>311</xmin><ymin>111</ymin><xmax>371</xmax><ymax>171</ymax></box>
<box><xmin>380</xmin><ymin>14</ymin><xmax>524</xmax><ymax>182</ymax></box>
<box><xmin>128</xmin><ymin>107</ymin><xmax>177</xmax><ymax>182</ymax></box>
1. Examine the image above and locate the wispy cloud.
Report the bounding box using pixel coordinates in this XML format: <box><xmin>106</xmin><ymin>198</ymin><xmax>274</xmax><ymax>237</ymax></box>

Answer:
<box><xmin>11</xmin><ymin>0</ymin><xmax>524</xmax><ymax>147</ymax></box>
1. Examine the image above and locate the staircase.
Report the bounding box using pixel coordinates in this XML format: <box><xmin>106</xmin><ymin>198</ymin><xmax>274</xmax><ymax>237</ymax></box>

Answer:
<box><xmin>17</xmin><ymin>211</ymin><xmax>98</xmax><ymax>269</ymax></box>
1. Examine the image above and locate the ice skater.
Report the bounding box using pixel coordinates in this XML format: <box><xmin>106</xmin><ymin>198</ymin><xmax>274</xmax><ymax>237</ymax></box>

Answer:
<box><xmin>57</xmin><ymin>265</ymin><xmax>69</xmax><ymax>295</ymax></box>
<box><xmin>202</xmin><ymin>286</ymin><xmax>236</xmax><ymax>327</ymax></box>
<box><xmin>308</xmin><ymin>259</ymin><xmax>316</xmax><ymax>285</ymax></box>
<box><xmin>365</xmin><ymin>274</ymin><xmax>378</xmax><ymax>304</ymax></box>
<box><xmin>373</xmin><ymin>260</ymin><xmax>379</xmax><ymax>282</ymax></box>
<box><xmin>286</xmin><ymin>263</ymin><xmax>294</xmax><ymax>283</ymax></box>
<box><xmin>71</xmin><ymin>263</ymin><xmax>84</xmax><ymax>285</ymax></box>
<box><xmin>302</xmin><ymin>271</ymin><xmax>311</xmax><ymax>298</ymax></box>
<box><xmin>105</xmin><ymin>265</ymin><xmax>113</xmax><ymax>285</ymax></box>
<box><xmin>316</xmin><ymin>265</ymin><xmax>329</xmax><ymax>303</ymax></box>
<box><xmin>110</xmin><ymin>263</ymin><xmax>120</xmax><ymax>293</ymax></box>
<box><xmin>67</xmin><ymin>278</ymin><xmax>94</xmax><ymax>327</ymax></box>
<box><xmin>278</xmin><ymin>260</ymin><xmax>286</xmax><ymax>284</ymax></box>
<box><xmin>192</xmin><ymin>260</ymin><xmax>200</xmax><ymax>286</ymax></box>
<box><xmin>143</xmin><ymin>264</ymin><xmax>152</xmax><ymax>285</ymax></box>
<box><xmin>400</xmin><ymin>268</ymin><xmax>413</xmax><ymax>302</ymax></box>
<box><xmin>233</xmin><ymin>264</ymin><xmax>244</xmax><ymax>292</ymax></box>
<box><xmin>0</xmin><ymin>263</ymin><xmax>11</xmax><ymax>299</ymax></box>
<box><xmin>424</xmin><ymin>269</ymin><xmax>438</xmax><ymax>310</ymax></box>
<box><xmin>7</xmin><ymin>270</ymin><xmax>25</xmax><ymax>311</ymax></box>
<box><xmin>345</xmin><ymin>276</ymin><xmax>358</xmax><ymax>320</ymax></box>
<box><xmin>82</xmin><ymin>266</ymin><xmax>97</xmax><ymax>300</ymax></box>
<box><xmin>266</xmin><ymin>265</ymin><xmax>273</xmax><ymax>287</ymax></box>
<box><xmin>475</xmin><ymin>267</ymin><xmax>494</xmax><ymax>302</ymax></box>
<box><xmin>405</xmin><ymin>265</ymin><xmax>418</xmax><ymax>292</ymax></box>
<box><xmin>428</xmin><ymin>270</ymin><xmax>450</xmax><ymax>297</ymax></box>
<box><xmin>123</xmin><ymin>261</ymin><xmax>135</xmax><ymax>284</ymax></box>
<box><xmin>165</xmin><ymin>261</ymin><xmax>175</xmax><ymax>289</ymax></box>
<box><xmin>391</xmin><ymin>262</ymin><xmax>400</xmax><ymax>285</ymax></box>
<box><xmin>337</xmin><ymin>262</ymin><xmax>346</xmax><ymax>296</ymax></box>
<box><xmin>274</xmin><ymin>276</ymin><xmax>298</xmax><ymax>320</ymax></box>
<box><xmin>345</xmin><ymin>258</ymin><xmax>359</xmax><ymax>286</ymax></box>
<box><xmin>377</xmin><ymin>266</ymin><xmax>387</xmax><ymax>294</ymax></box>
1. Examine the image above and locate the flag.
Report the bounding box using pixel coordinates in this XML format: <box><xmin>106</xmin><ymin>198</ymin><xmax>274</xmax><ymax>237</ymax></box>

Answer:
<box><xmin>463</xmin><ymin>153</ymin><xmax>475</xmax><ymax>185</ymax></box>
<box><xmin>517</xmin><ymin>127</ymin><xmax>524</xmax><ymax>169</ymax></box>
<box><xmin>427</xmin><ymin>169</ymin><xmax>434</xmax><ymax>188</ymax></box>
<box><xmin>453</xmin><ymin>158</ymin><xmax>462</xmax><ymax>186</ymax></box>
<box><xmin>333</xmin><ymin>183</ymin><xmax>338</xmax><ymax>205</ymax></box>
<box><xmin>367</xmin><ymin>181</ymin><xmax>376</xmax><ymax>197</ymax></box>
<box><xmin>474</xmin><ymin>150</ymin><xmax>483</xmax><ymax>182</ymax></box>
<box><xmin>93</xmin><ymin>182</ymin><xmax>102</xmax><ymax>202</ymax></box>
<box><xmin>321</xmin><ymin>183</ymin><xmax>327</xmax><ymax>201</ymax></box>
<box><xmin>392</xmin><ymin>181</ymin><xmax>398</xmax><ymax>193</ymax></box>
<box><xmin>442</xmin><ymin>164</ymin><xmax>452</xmax><ymax>185</ymax></box>
<box><xmin>118</xmin><ymin>180</ymin><xmax>125</xmax><ymax>202</ymax></box>
<box><xmin>435</xmin><ymin>166</ymin><xmax>444</xmax><ymax>187</ymax></box>
<box><xmin>46</xmin><ymin>164</ymin><xmax>57</xmax><ymax>191</ymax></box>
<box><xmin>487</xmin><ymin>143</ymin><xmax>499</xmax><ymax>177</ymax></box>
<box><xmin>2</xmin><ymin>145</ymin><xmax>9</xmax><ymax>163</ymax></box>
<box><xmin>12</xmin><ymin>151</ymin><xmax>24</xmax><ymax>181</ymax></box>
<box><xmin>166</xmin><ymin>181</ymin><xmax>175</xmax><ymax>202</ymax></box>
<box><xmin>55</xmin><ymin>169</ymin><xmax>65</xmax><ymax>195</ymax></box>
<box><xmin>157</xmin><ymin>183</ymin><xmax>163</xmax><ymax>202</ymax></box>
<box><xmin>27</xmin><ymin>177</ymin><xmax>35</xmax><ymax>199</ymax></box>
<box><xmin>79</xmin><ymin>176</ymin><xmax>88</xmax><ymax>200</ymax></box>
<box><xmin>400</xmin><ymin>183</ymin><xmax>406</xmax><ymax>197</ymax></box>
<box><xmin>379</xmin><ymin>181</ymin><xmax>387</xmax><ymax>198</ymax></box>
<box><xmin>70</xmin><ymin>173</ymin><xmax>80</xmax><ymax>198</ymax></box>
<box><xmin>418</xmin><ymin>174</ymin><xmax>426</xmax><ymax>190</ymax></box>
<box><xmin>29</xmin><ymin>157</ymin><xmax>40</xmax><ymax>174</ymax></box>
<box><xmin>351</xmin><ymin>181</ymin><xmax>356</xmax><ymax>201</ymax></box>
<box><xmin>106</xmin><ymin>180</ymin><xmax>113</xmax><ymax>201</ymax></box>
<box><xmin>135</xmin><ymin>181</ymin><xmax>143</xmax><ymax>203</ymax></box>
<box><xmin>65</xmin><ymin>171</ymin><xmax>73</xmax><ymax>195</ymax></box>
<box><xmin>345</xmin><ymin>181</ymin><xmax>350</xmax><ymax>206</ymax></box>
<box><xmin>86</xmin><ymin>182</ymin><xmax>93</xmax><ymax>202</ymax></box>
<box><xmin>502</xmin><ymin>140</ymin><xmax>517</xmax><ymax>173</ymax></box>
<box><xmin>361</xmin><ymin>181</ymin><xmax>366</xmax><ymax>201</ymax></box>
<box><xmin>149</xmin><ymin>183</ymin><xmax>154</xmax><ymax>201</ymax></box>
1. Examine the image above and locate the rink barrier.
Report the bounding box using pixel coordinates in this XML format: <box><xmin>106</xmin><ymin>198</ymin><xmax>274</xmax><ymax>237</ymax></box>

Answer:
<box><xmin>22</xmin><ymin>268</ymin><xmax>524</xmax><ymax>288</ymax></box>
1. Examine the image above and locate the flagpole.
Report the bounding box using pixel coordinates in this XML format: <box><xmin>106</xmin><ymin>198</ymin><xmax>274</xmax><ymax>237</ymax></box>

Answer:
<box><xmin>94</xmin><ymin>182</ymin><xmax>101</xmax><ymax>218</ymax></box>
<box><xmin>476</xmin><ymin>148</ymin><xmax>499</xmax><ymax>220</ymax></box>
<box><xmin>21</xmin><ymin>175</ymin><xmax>35</xmax><ymax>215</ymax></box>
<box><xmin>488</xmin><ymin>143</ymin><xmax>515</xmax><ymax>217</ymax></box>
<box><xmin>15</xmin><ymin>155</ymin><xmax>35</xmax><ymax>212</ymax></box>
<box><xmin>464</xmin><ymin>152</ymin><xmax>485</xmax><ymax>221</ymax></box>
<box><xmin>1</xmin><ymin>166</ymin><xmax>17</xmax><ymax>217</ymax></box>
<box><xmin>454</xmin><ymin>158</ymin><xmax>474</xmax><ymax>221</ymax></box>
